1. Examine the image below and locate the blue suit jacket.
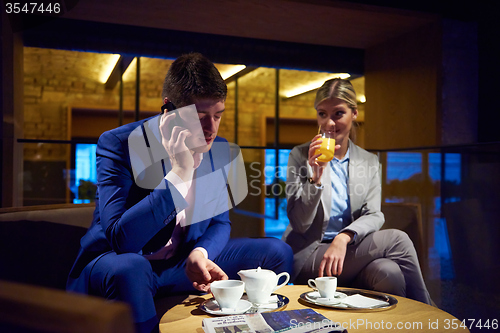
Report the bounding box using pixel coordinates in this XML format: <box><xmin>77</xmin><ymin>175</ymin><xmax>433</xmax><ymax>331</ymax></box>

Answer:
<box><xmin>67</xmin><ymin>116</ymin><xmax>232</xmax><ymax>292</ymax></box>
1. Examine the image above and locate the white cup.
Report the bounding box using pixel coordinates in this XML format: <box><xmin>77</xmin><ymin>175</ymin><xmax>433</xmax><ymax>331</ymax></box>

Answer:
<box><xmin>308</xmin><ymin>277</ymin><xmax>337</xmax><ymax>299</ymax></box>
<box><xmin>210</xmin><ymin>280</ymin><xmax>245</xmax><ymax>311</ymax></box>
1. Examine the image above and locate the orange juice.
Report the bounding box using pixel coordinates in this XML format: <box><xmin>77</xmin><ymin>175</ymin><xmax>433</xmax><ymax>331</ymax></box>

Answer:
<box><xmin>315</xmin><ymin>137</ymin><xmax>335</xmax><ymax>162</ymax></box>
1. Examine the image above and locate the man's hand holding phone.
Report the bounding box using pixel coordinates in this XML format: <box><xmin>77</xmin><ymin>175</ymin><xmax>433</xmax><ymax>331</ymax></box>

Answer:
<box><xmin>159</xmin><ymin>107</ymin><xmax>204</xmax><ymax>183</ymax></box>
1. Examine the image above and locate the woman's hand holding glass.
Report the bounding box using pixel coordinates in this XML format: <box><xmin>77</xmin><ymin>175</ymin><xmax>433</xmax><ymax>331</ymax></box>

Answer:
<box><xmin>308</xmin><ymin>134</ymin><xmax>341</xmax><ymax>184</ymax></box>
<box><xmin>308</xmin><ymin>134</ymin><xmax>328</xmax><ymax>184</ymax></box>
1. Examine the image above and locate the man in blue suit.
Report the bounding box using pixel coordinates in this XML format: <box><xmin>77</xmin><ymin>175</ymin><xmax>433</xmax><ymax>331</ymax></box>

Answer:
<box><xmin>67</xmin><ymin>53</ymin><xmax>293</xmax><ymax>333</ymax></box>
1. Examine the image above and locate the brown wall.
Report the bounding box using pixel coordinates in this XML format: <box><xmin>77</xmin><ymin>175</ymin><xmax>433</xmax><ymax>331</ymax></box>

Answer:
<box><xmin>1</xmin><ymin>15</ymin><xmax>24</xmax><ymax>207</ymax></box>
<box><xmin>23</xmin><ymin>50</ymin><xmax>367</xmax><ymax>155</ymax></box>
<box><xmin>22</xmin><ymin>49</ymin><xmax>350</xmax><ymax>206</ymax></box>
<box><xmin>23</xmin><ymin>49</ymin><xmax>169</xmax><ymax>161</ymax></box>
<box><xmin>364</xmin><ymin>23</ymin><xmax>441</xmax><ymax>150</ymax></box>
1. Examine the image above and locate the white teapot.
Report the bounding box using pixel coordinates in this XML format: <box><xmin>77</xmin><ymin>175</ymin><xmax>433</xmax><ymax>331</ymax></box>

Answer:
<box><xmin>237</xmin><ymin>267</ymin><xmax>290</xmax><ymax>304</ymax></box>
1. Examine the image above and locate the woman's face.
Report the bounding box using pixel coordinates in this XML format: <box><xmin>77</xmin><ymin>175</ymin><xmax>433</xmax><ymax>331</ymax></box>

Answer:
<box><xmin>316</xmin><ymin>97</ymin><xmax>357</xmax><ymax>146</ymax></box>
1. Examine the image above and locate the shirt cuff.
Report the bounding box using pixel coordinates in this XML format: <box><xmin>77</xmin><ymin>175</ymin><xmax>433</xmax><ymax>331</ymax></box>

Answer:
<box><xmin>165</xmin><ymin>171</ymin><xmax>191</xmax><ymax>198</ymax></box>
<box><xmin>350</xmin><ymin>233</ymin><xmax>357</xmax><ymax>244</ymax></box>
<box><xmin>341</xmin><ymin>229</ymin><xmax>357</xmax><ymax>245</ymax></box>
<box><xmin>192</xmin><ymin>247</ymin><xmax>208</xmax><ymax>259</ymax></box>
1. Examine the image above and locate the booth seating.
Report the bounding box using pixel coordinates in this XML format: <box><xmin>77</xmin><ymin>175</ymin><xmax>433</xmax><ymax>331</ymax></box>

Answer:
<box><xmin>0</xmin><ymin>201</ymin><xmax>425</xmax><ymax>332</ymax></box>
<box><xmin>0</xmin><ymin>280</ymin><xmax>134</xmax><ymax>333</ymax></box>
<box><xmin>0</xmin><ymin>203</ymin><xmax>95</xmax><ymax>291</ymax></box>
<box><xmin>0</xmin><ymin>204</ymin><xmax>135</xmax><ymax>333</ymax></box>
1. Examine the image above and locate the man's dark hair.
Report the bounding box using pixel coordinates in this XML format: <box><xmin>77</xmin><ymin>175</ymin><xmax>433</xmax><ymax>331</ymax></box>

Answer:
<box><xmin>162</xmin><ymin>53</ymin><xmax>227</xmax><ymax>107</ymax></box>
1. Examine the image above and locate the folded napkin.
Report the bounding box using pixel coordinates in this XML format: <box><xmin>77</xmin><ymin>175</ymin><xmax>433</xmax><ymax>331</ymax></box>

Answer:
<box><xmin>341</xmin><ymin>294</ymin><xmax>390</xmax><ymax>308</ymax></box>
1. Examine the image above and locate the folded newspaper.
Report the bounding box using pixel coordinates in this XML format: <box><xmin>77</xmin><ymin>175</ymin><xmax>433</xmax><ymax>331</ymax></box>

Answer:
<box><xmin>202</xmin><ymin>308</ymin><xmax>347</xmax><ymax>333</ymax></box>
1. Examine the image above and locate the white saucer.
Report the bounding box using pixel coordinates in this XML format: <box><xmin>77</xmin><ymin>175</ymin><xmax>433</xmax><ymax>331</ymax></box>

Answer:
<box><xmin>201</xmin><ymin>299</ymin><xmax>253</xmax><ymax>315</ymax></box>
<box><xmin>305</xmin><ymin>291</ymin><xmax>347</xmax><ymax>305</ymax></box>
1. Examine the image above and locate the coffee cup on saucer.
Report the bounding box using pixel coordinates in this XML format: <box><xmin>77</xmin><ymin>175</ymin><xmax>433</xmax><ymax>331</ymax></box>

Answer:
<box><xmin>308</xmin><ymin>276</ymin><xmax>337</xmax><ymax>299</ymax></box>
<box><xmin>210</xmin><ymin>280</ymin><xmax>245</xmax><ymax>312</ymax></box>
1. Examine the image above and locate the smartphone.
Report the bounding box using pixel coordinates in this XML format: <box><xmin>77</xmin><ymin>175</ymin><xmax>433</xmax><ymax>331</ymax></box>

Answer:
<box><xmin>161</xmin><ymin>101</ymin><xmax>176</xmax><ymax>114</ymax></box>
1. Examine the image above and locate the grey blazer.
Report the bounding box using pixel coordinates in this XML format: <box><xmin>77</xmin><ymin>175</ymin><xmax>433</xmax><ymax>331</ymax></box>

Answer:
<box><xmin>282</xmin><ymin>140</ymin><xmax>385</xmax><ymax>280</ymax></box>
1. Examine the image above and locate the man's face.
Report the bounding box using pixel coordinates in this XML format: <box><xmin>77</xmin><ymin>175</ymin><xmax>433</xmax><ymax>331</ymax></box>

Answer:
<box><xmin>163</xmin><ymin>97</ymin><xmax>225</xmax><ymax>154</ymax></box>
<box><xmin>192</xmin><ymin>98</ymin><xmax>225</xmax><ymax>153</ymax></box>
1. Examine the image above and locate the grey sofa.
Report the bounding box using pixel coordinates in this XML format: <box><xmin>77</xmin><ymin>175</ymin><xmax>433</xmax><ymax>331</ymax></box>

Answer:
<box><xmin>0</xmin><ymin>203</ymin><xmax>95</xmax><ymax>290</ymax></box>
<box><xmin>0</xmin><ymin>203</ymin><xmax>136</xmax><ymax>333</ymax></box>
<box><xmin>0</xmin><ymin>201</ymin><xmax>426</xmax><ymax>332</ymax></box>
<box><xmin>0</xmin><ymin>201</ymin><xmax>426</xmax><ymax>291</ymax></box>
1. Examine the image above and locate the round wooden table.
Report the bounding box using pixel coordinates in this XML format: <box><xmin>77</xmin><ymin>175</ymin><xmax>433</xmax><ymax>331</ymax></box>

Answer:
<box><xmin>159</xmin><ymin>285</ymin><xmax>469</xmax><ymax>332</ymax></box>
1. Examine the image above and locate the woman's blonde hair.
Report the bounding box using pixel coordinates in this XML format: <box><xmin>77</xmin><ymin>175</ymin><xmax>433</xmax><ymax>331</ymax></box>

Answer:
<box><xmin>314</xmin><ymin>78</ymin><xmax>358</xmax><ymax>141</ymax></box>
<box><xmin>314</xmin><ymin>78</ymin><xmax>357</xmax><ymax>110</ymax></box>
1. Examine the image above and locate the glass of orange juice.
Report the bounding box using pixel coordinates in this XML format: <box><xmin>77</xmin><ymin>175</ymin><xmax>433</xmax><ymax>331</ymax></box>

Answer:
<box><xmin>315</xmin><ymin>131</ymin><xmax>335</xmax><ymax>163</ymax></box>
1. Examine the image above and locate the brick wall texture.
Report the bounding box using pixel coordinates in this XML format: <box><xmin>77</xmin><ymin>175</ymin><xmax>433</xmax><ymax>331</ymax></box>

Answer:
<box><xmin>24</xmin><ymin>48</ymin><xmax>363</xmax><ymax>164</ymax></box>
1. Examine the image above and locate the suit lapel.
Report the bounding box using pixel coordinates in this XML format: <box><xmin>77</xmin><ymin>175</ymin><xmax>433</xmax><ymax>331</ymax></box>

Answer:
<box><xmin>142</xmin><ymin>115</ymin><xmax>168</xmax><ymax>164</ymax></box>
<box><xmin>305</xmin><ymin>152</ymin><xmax>332</xmax><ymax>229</ymax></box>
<box><xmin>321</xmin><ymin>164</ymin><xmax>332</xmax><ymax>225</ymax></box>
<box><xmin>348</xmin><ymin>141</ymin><xmax>363</xmax><ymax>216</ymax></box>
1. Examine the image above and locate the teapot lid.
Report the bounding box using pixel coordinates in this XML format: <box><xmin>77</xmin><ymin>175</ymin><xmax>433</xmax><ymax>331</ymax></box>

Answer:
<box><xmin>238</xmin><ymin>266</ymin><xmax>274</xmax><ymax>278</ymax></box>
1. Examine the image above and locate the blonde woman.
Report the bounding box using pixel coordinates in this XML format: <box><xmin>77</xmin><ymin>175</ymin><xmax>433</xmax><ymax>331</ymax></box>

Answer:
<box><xmin>283</xmin><ymin>78</ymin><xmax>431</xmax><ymax>304</ymax></box>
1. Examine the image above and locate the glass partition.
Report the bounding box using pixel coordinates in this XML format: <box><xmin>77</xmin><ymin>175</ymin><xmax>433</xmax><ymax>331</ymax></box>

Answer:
<box><xmin>14</xmin><ymin>46</ymin><xmax>500</xmax><ymax>325</ymax></box>
<box><xmin>14</xmin><ymin>46</ymin><xmax>500</xmax><ymax>327</ymax></box>
<box><xmin>73</xmin><ymin>143</ymin><xmax>97</xmax><ymax>203</ymax></box>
